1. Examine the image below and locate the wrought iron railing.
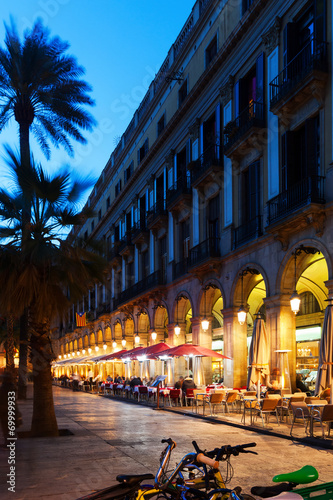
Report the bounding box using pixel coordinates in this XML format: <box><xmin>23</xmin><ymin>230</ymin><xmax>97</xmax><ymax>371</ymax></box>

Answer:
<box><xmin>266</xmin><ymin>176</ymin><xmax>325</xmax><ymax>225</ymax></box>
<box><xmin>118</xmin><ymin>270</ymin><xmax>165</xmax><ymax>305</ymax></box>
<box><xmin>167</xmin><ymin>174</ymin><xmax>192</xmax><ymax>207</ymax></box>
<box><xmin>147</xmin><ymin>198</ymin><xmax>167</xmax><ymax>225</ymax></box>
<box><xmin>223</xmin><ymin>101</ymin><xmax>265</xmax><ymax>151</ymax></box>
<box><xmin>107</xmin><ymin>245</ymin><xmax>120</xmax><ymax>262</ymax></box>
<box><xmin>172</xmin><ymin>259</ymin><xmax>189</xmax><ymax>281</ymax></box>
<box><xmin>233</xmin><ymin>215</ymin><xmax>262</xmax><ymax>249</ymax></box>
<box><xmin>118</xmin><ymin>231</ymin><xmax>133</xmax><ymax>253</ymax></box>
<box><xmin>188</xmin><ymin>237</ymin><xmax>220</xmax><ymax>268</ymax></box>
<box><xmin>132</xmin><ymin>219</ymin><xmax>148</xmax><ymax>239</ymax></box>
<box><xmin>269</xmin><ymin>37</ymin><xmax>328</xmax><ymax>107</ymax></box>
<box><xmin>190</xmin><ymin>145</ymin><xmax>222</xmax><ymax>185</ymax></box>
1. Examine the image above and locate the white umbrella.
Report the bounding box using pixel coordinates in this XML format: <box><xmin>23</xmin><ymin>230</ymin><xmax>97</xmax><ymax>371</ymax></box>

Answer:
<box><xmin>247</xmin><ymin>313</ymin><xmax>270</xmax><ymax>399</ymax></box>
<box><xmin>315</xmin><ymin>300</ymin><xmax>333</xmax><ymax>403</ymax></box>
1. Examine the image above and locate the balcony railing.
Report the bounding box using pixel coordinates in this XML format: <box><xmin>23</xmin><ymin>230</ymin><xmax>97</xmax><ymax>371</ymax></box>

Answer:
<box><xmin>117</xmin><ymin>270</ymin><xmax>165</xmax><ymax>305</ymax></box>
<box><xmin>172</xmin><ymin>258</ymin><xmax>189</xmax><ymax>281</ymax></box>
<box><xmin>132</xmin><ymin>219</ymin><xmax>148</xmax><ymax>240</ymax></box>
<box><xmin>119</xmin><ymin>231</ymin><xmax>133</xmax><ymax>253</ymax></box>
<box><xmin>188</xmin><ymin>237</ymin><xmax>220</xmax><ymax>268</ymax></box>
<box><xmin>107</xmin><ymin>245</ymin><xmax>120</xmax><ymax>262</ymax></box>
<box><xmin>269</xmin><ymin>38</ymin><xmax>328</xmax><ymax>108</ymax></box>
<box><xmin>266</xmin><ymin>176</ymin><xmax>325</xmax><ymax>225</ymax></box>
<box><xmin>233</xmin><ymin>215</ymin><xmax>262</xmax><ymax>249</ymax></box>
<box><xmin>167</xmin><ymin>174</ymin><xmax>191</xmax><ymax>207</ymax></box>
<box><xmin>223</xmin><ymin>101</ymin><xmax>265</xmax><ymax>152</ymax></box>
<box><xmin>147</xmin><ymin>198</ymin><xmax>167</xmax><ymax>225</ymax></box>
<box><xmin>190</xmin><ymin>145</ymin><xmax>222</xmax><ymax>185</ymax></box>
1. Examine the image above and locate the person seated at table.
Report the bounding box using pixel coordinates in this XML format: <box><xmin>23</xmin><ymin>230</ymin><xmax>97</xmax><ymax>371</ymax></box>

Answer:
<box><xmin>146</xmin><ymin>377</ymin><xmax>154</xmax><ymax>386</ymax></box>
<box><xmin>106</xmin><ymin>375</ymin><xmax>113</xmax><ymax>382</ymax></box>
<box><xmin>182</xmin><ymin>376</ymin><xmax>196</xmax><ymax>393</ymax></box>
<box><xmin>130</xmin><ymin>376</ymin><xmax>142</xmax><ymax>388</ymax></box>
<box><xmin>174</xmin><ymin>376</ymin><xmax>184</xmax><ymax>390</ymax></box>
<box><xmin>319</xmin><ymin>387</ymin><xmax>331</xmax><ymax>401</ymax></box>
<box><xmin>266</xmin><ymin>379</ymin><xmax>281</xmax><ymax>395</ymax></box>
<box><xmin>295</xmin><ymin>373</ymin><xmax>309</xmax><ymax>394</ymax></box>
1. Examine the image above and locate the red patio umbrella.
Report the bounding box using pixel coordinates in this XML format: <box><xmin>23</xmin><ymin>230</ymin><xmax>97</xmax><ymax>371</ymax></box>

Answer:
<box><xmin>135</xmin><ymin>342</ymin><xmax>171</xmax><ymax>358</ymax></box>
<box><xmin>100</xmin><ymin>349</ymin><xmax>128</xmax><ymax>361</ymax></box>
<box><xmin>156</xmin><ymin>343</ymin><xmax>231</xmax><ymax>359</ymax></box>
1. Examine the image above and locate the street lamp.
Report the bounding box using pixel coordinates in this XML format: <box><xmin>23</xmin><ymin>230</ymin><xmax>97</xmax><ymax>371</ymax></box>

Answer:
<box><xmin>174</xmin><ymin>294</ymin><xmax>186</xmax><ymax>336</ymax></box>
<box><xmin>151</xmin><ymin>331</ymin><xmax>157</xmax><ymax>342</ymax></box>
<box><xmin>121</xmin><ymin>336</ymin><xmax>126</xmax><ymax>347</ymax></box>
<box><xmin>135</xmin><ymin>334</ymin><xmax>140</xmax><ymax>344</ymax></box>
<box><xmin>289</xmin><ymin>246</ymin><xmax>319</xmax><ymax>314</ymax></box>
<box><xmin>237</xmin><ymin>268</ymin><xmax>260</xmax><ymax>325</ymax></box>
<box><xmin>103</xmin><ymin>343</ymin><xmax>107</xmax><ymax>350</ymax></box>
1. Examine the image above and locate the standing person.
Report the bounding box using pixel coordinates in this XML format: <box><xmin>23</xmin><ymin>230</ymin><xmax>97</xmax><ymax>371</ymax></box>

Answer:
<box><xmin>88</xmin><ymin>369</ymin><xmax>94</xmax><ymax>391</ymax></box>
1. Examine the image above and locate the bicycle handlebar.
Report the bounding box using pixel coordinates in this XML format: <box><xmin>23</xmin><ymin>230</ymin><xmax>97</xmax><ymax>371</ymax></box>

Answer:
<box><xmin>196</xmin><ymin>453</ymin><xmax>219</xmax><ymax>469</ymax></box>
<box><xmin>192</xmin><ymin>440</ymin><xmax>257</xmax><ymax>462</ymax></box>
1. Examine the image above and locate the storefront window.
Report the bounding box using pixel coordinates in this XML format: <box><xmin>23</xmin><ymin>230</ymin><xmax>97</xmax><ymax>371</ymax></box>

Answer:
<box><xmin>296</xmin><ymin>326</ymin><xmax>321</xmax><ymax>392</ymax></box>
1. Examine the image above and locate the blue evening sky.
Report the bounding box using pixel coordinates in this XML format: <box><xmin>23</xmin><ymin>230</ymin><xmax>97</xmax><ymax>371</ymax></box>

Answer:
<box><xmin>0</xmin><ymin>0</ymin><xmax>195</xmax><ymax>190</ymax></box>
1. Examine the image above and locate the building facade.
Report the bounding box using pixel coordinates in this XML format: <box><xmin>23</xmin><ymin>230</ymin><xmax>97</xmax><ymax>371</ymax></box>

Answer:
<box><xmin>56</xmin><ymin>0</ymin><xmax>333</xmax><ymax>391</ymax></box>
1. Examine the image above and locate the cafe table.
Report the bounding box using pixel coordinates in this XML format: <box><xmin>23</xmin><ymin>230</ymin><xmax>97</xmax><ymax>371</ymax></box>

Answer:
<box><xmin>307</xmin><ymin>402</ymin><xmax>328</xmax><ymax>437</ymax></box>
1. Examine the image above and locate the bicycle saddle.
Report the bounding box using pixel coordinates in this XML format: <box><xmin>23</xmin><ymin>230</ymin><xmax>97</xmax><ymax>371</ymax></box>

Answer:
<box><xmin>116</xmin><ymin>473</ymin><xmax>155</xmax><ymax>485</ymax></box>
<box><xmin>273</xmin><ymin>465</ymin><xmax>318</xmax><ymax>485</ymax></box>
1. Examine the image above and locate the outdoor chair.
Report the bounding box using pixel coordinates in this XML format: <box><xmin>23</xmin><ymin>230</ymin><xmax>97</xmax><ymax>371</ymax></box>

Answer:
<box><xmin>168</xmin><ymin>389</ymin><xmax>182</xmax><ymax>407</ymax></box>
<box><xmin>203</xmin><ymin>392</ymin><xmax>224</xmax><ymax>417</ymax></box>
<box><xmin>185</xmin><ymin>388</ymin><xmax>195</xmax><ymax>406</ymax></box>
<box><xmin>282</xmin><ymin>395</ymin><xmax>306</xmax><ymax>423</ymax></box>
<box><xmin>290</xmin><ymin>402</ymin><xmax>311</xmax><ymax>437</ymax></box>
<box><xmin>103</xmin><ymin>383</ymin><xmax>112</xmax><ymax>395</ymax></box>
<box><xmin>138</xmin><ymin>385</ymin><xmax>148</xmax><ymax>402</ymax></box>
<box><xmin>311</xmin><ymin>404</ymin><xmax>333</xmax><ymax>438</ymax></box>
<box><xmin>254</xmin><ymin>397</ymin><xmax>280</xmax><ymax>427</ymax></box>
<box><xmin>305</xmin><ymin>397</ymin><xmax>320</xmax><ymax>404</ymax></box>
<box><xmin>221</xmin><ymin>390</ymin><xmax>239</xmax><ymax>413</ymax></box>
<box><xmin>193</xmin><ymin>389</ymin><xmax>207</xmax><ymax>413</ymax></box>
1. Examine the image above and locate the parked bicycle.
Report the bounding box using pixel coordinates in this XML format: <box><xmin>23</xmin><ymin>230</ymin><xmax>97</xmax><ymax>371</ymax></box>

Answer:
<box><xmin>75</xmin><ymin>438</ymin><xmax>257</xmax><ymax>500</ymax></box>
<box><xmin>251</xmin><ymin>465</ymin><xmax>333</xmax><ymax>499</ymax></box>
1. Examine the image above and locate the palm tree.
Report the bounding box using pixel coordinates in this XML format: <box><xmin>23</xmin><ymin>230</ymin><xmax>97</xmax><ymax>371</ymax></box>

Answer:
<box><xmin>0</xmin><ymin>20</ymin><xmax>96</xmax><ymax>398</ymax></box>
<box><xmin>0</xmin><ymin>148</ymin><xmax>107</xmax><ymax>436</ymax></box>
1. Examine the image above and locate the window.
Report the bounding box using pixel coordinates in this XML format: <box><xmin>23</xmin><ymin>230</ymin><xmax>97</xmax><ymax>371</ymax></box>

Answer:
<box><xmin>98</xmin><ymin>209</ymin><xmax>102</xmax><ymax>221</ymax></box>
<box><xmin>181</xmin><ymin>219</ymin><xmax>190</xmax><ymax>259</ymax></box>
<box><xmin>205</xmin><ymin>35</ymin><xmax>217</xmax><ymax>68</ymax></box>
<box><xmin>242</xmin><ymin>0</ymin><xmax>254</xmax><ymax>16</ymax></box>
<box><xmin>84</xmin><ymin>230</ymin><xmax>88</xmax><ymax>241</ymax></box>
<box><xmin>141</xmin><ymin>251</ymin><xmax>149</xmax><ymax>279</ymax></box>
<box><xmin>115</xmin><ymin>179</ymin><xmax>122</xmax><ymax>197</ymax></box>
<box><xmin>298</xmin><ymin>292</ymin><xmax>321</xmax><ymax>315</ymax></box>
<box><xmin>241</xmin><ymin>160</ymin><xmax>260</xmax><ymax>224</ymax></box>
<box><xmin>138</xmin><ymin>138</ymin><xmax>149</xmax><ymax>164</ymax></box>
<box><xmin>106</xmin><ymin>196</ymin><xmax>110</xmax><ymax>209</ymax></box>
<box><xmin>208</xmin><ymin>194</ymin><xmax>220</xmax><ymax>240</ymax></box>
<box><xmin>178</xmin><ymin>79</ymin><xmax>188</xmax><ymax>107</ymax></box>
<box><xmin>124</xmin><ymin>162</ymin><xmax>133</xmax><ymax>184</ymax></box>
<box><xmin>91</xmin><ymin>220</ymin><xmax>95</xmax><ymax>232</ymax></box>
<box><xmin>157</xmin><ymin>114</ymin><xmax>165</xmax><ymax>137</ymax></box>
<box><xmin>281</xmin><ymin>115</ymin><xmax>320</xmax><ymax>190</ymax></box>
<box><xmin>234</xmin><ymin>53</ymin><xmax>264</xmax><ymax>122</ymax></box>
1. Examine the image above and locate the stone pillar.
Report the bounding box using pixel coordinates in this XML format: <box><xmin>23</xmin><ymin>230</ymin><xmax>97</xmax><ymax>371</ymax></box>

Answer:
<box><xmin>191</xmin><ymin>316</ymin><xmax>213</xmax><ymax>385</ymax></box>
<box><xmin>264</xmin><ymin>294</ymin><xmax>296</xmax><ymax>391</ymax></box>
<box><xmin>168</xmin><ymin>322</ymin><xmax>186</xmax><ymax>380</ymax></box>
<box><xmin>221</xmin><ymin>307</ymin><xmax>247</xmax><ymax>388</ymax></box>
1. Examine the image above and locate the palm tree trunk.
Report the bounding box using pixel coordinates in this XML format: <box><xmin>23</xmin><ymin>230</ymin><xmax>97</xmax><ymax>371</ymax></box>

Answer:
<box><xmin>30</xmin><ymin>318</ymin><xmax>58</xmax><ymax>437</ymax></box>
<box><xmin>5</xmin><ymin>315</ymin><xmax>15</xmax><ymax>377</ymax></box>
<box><xmin>18</xmin><ymin>120</ymin><xmax>31</xmax><ymax>400</ymax></box>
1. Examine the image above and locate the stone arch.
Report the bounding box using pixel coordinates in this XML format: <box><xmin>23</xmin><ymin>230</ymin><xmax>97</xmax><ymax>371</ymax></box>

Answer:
<box><xmin>278</xmin><ymin>240</ymin><xmax>330</xmax><ymax>309</ymax></box>
<box><xmin>172</xmin><ymin>290</ymin><xmax>193</xmax><ymax>323</ymax></box>
<box><xmin>199</xmin><ymin>279</ymin><xmax>225</xmax><ymax>317</ymax></box>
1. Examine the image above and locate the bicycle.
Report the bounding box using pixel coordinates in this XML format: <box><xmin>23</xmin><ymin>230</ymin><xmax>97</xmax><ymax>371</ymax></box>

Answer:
<box><xmin>250</xmin><ymin>465</ymin><xmax>333</xmax><ymax>499</ymax></box>
<box><xmin>75</xmin><ymin>438</ymin><xmax>257</xmax><ymax>500</ymax></box>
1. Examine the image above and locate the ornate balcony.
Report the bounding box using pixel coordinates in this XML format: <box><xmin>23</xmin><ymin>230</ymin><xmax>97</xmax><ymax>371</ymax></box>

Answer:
<box><xmin>233</xmin><ymin>215</ymin><xmax>263</xmax><ymax>249</ymax></box>
<box><xmin>132</xmin><ymin>219</ymin><xmax>149</xmax><ymax>245</ymax></box>
<box><xmin>188</xmin><ymin>237</ymin><xmax>221</xmax><ymax>274</ymax></box>
<box><xmin>107</xmin><ymin>244</ymin><xmax>121</xmax><ymax>268</ymax></box>
<box><xmin>172</xmin><ymin>258</ymin><xmax>189</xmax><ymax>281</ymax></box>
<box><xmin>190</xmin><ymin>145</ymin><xmax>223</xmax><ymax>189</ymax></box>
<box><xmin>117</xmin><ymin>270</ymin><xmax>166</xmax><ymax>306</ymax></box>
<box><xmin>166</xmin><ymin>175</ymin><xmax>192</xmax><ymax>216</ymax></box>
<box><xmin>119</xmin><ymin>231</ymin><xmax>134</xmax><ymax>257</ymax></box>
<box><xmin>269</xmin><ymin>38</ymin><xmax>328</xmax><ymax>117</ymax></box>
<box><xmin>223</xmin><ymin>101</ymin><xmax>265</xmax><ymax>159</ymax></box>
<box><xmin>147</xmin><ymin>198</ymin><xmax>168</xmax><ymax>232</ymax></box>
<box><xmin>266</xmin><ymin>176</ymin><xmax>325</xmax><ymax>246</ymax></box>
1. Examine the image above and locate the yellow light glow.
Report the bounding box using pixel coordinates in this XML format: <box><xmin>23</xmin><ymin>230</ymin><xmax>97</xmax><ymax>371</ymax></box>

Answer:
<box><xmin>135</xmin><ymin>335</ymin><xmax>140</xmax><ymax>344</ymax></box>
<box><xmin>174</xmin><ymin>324</ymin><xmax>181</xmax><ymax>336</ymax></box>
<box><xmin>201</xmin><ymin>318</ymin><xmax>209</xmax><ymax>331</ymax></box>
<box><xmin>151</xmin><ymin>331</ymin><xmax>157</xmax><ymax>341</ymax></box>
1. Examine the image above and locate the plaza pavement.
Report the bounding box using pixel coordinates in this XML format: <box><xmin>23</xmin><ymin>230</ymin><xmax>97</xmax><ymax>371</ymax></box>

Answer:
<box><xmin>1</xmin><ymin>384</ymin><xmax>333</xmax><ymax>500</ymax></box>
